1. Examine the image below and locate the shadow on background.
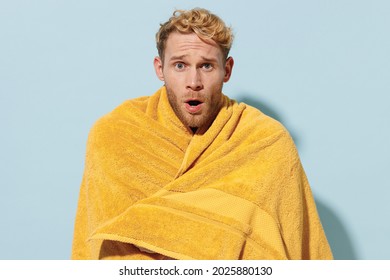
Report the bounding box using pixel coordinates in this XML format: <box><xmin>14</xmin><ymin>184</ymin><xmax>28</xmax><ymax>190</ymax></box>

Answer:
<box><xmin>237</xmin><ymin>93</ymin><xmax>358</xmax><ymax>260</ymax></box>
<box><xmin>315</xmin><ymin>199</ymin><xmax>358</xmax><ymax>259</ymax></box>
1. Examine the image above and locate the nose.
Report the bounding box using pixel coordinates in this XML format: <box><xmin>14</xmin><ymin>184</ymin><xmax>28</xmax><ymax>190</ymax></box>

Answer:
<box><xmin>186</xmin><ymin>68</ymin><xmax>203</xmax><ymax>91</ymax></box>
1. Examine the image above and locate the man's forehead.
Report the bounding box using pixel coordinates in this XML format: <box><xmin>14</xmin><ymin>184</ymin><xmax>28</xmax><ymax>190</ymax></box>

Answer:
<box><xmin>168</xmin><ymin>54</ymin><xmax>219</xmax><ymax>63</ymax></box>
<box><xmin>164</xmin><ymin>32</ymin><xmax>223</xmax><ymax>60</ymax></box>
<box><xmin>167</xmin><ymin>32</ymin><xmax>217</xmax><ymax>47</ymax></box>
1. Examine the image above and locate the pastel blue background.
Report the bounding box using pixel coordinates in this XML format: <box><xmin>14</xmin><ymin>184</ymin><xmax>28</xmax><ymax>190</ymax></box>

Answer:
<box><xmin>1</xmin><ymin>0</ymin><xmax>389</xmax><ymax>259</ymax></box>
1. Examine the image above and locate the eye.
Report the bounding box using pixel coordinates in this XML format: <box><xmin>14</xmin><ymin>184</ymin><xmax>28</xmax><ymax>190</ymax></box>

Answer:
<box><xmin>174</xmin><ymin>62</ymin><xmax>185</xmax><ymax>70</ymax></box>
<box><xmin>202</xmin><ymin>63</ymin><xmax>213</xmax><ymax>71</ymax></box>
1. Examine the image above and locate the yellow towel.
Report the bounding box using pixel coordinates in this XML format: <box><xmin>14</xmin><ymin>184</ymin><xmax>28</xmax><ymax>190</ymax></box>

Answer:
<box><xmin>71</xmin><ymin>86</ymin><xmax>333</xmax><ymax>260</ymax></box>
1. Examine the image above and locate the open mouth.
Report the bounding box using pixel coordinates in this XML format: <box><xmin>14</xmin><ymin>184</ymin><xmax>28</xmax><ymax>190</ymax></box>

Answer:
<box><xmin>187</xmin><ymin>100</ymin><xmax>202</xmax><ymax>106</ymax></box>
<box><xmin>185</xmin><ymin>99</ymin><xmax>203</xmax><ymax>113</ymax></box>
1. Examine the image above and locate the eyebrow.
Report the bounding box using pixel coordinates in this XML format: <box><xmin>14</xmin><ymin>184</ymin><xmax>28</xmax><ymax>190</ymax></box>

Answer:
<box><xmin>168</xmin><ymin>55</ymin><xmax>219</xmax><ymax>63</ymax></box>
<box><xmin>169</xmin><ymin>55</ymin><xmax>187</xmax><ymax>61</ymax></box>
<box><xmin>200</xmin><ymin>56</ymin><xmax>219</xmax><ymax>63</ymax></box>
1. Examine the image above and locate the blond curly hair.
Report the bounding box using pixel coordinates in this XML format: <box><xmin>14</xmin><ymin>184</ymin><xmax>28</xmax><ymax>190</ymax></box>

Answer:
<box><xmin>156</xmin><ymin>8</ymin><xmax>234</xmax><ymax>61</ymax></box>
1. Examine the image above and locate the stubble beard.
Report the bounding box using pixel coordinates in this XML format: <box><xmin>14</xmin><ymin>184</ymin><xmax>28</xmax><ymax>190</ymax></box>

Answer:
<box><xmin>165</xmin><ymin>87</ymin><xmax>223</xmax><ymax>133</ymax></box>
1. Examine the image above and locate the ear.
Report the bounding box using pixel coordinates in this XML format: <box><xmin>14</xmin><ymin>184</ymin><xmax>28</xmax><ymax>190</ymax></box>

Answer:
<box><xmin>223</xmin><ymin>56</ymin><xmax>234</xmax><ymax>83</ymax></box>
<box><xmin>154</xmin><ymin>56</ymin><xmax>164</xmax><ymax>81</ymax></box>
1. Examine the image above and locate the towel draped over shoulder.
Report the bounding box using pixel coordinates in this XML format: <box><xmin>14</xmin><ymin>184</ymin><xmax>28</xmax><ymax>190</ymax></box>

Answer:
<box><xmin>71</xmin><ymin>86</ymin><xmax>333</xmax><ymax>260</ymax></box>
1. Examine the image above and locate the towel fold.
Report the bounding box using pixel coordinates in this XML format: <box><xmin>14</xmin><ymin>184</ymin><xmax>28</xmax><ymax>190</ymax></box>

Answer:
<box><xmin>71</xmin><ymin>86</ymin><xmax>333</xmax><ymax>260</ymax></box>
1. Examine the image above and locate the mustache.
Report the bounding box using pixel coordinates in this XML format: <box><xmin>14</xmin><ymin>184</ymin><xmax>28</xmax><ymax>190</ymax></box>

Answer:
<box><xmin>182</xmin><ymin>92</ymin><xmax>207</xmax><ymax>103</ymax></box>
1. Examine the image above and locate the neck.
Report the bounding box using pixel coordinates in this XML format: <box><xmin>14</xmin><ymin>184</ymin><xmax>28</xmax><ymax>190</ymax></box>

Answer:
<box><xmin>190</xmin><ymin>127</ymin><xmax>198</xmax><ymax>134</ymax></box>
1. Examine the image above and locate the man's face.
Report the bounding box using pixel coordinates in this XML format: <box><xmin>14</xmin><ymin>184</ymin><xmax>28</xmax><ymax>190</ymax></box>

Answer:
<box><xmin>154</xmin><ymin>32</ymin><xmax>234</xmax><ymax>132</ymax></box>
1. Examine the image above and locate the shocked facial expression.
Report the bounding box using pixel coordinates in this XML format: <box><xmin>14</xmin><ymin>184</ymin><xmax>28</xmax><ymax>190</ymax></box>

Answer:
<box><xmin>154</xmin><ymin>32</ymin><xmax>234</xmax><ymax>133</ymax></box>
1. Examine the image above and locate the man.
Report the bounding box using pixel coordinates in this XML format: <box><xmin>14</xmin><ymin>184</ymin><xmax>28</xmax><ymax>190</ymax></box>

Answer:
<box><xmin>72</xmin><ymin>8</ymin><xmax>333</xmax><ymax>260</ymax></box>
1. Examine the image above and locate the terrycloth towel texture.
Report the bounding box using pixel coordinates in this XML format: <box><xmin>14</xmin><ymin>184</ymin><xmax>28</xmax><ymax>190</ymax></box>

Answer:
<box><xmin>71</xmin><ymin>86</ymin><xmax>333</xmax><ymax>260</ymax></box>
